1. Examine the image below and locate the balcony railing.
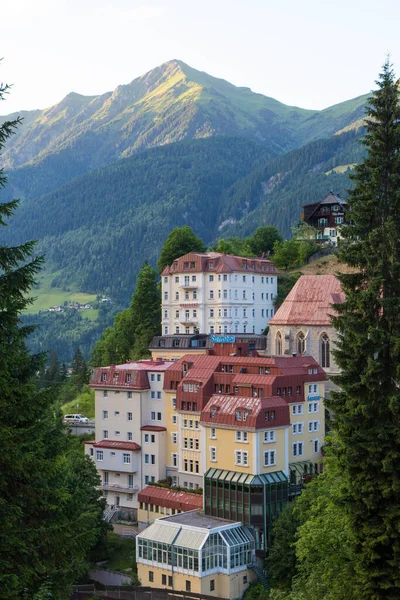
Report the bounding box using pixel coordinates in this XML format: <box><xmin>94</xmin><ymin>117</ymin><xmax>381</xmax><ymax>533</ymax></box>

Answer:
<box><xmin>101</xmin><ymin>483</ymin><xmax>138</xmax><ymax>493</ymax></box>
<box><xmin>180</xmin><ymin>282</ymin><xmax>199</xmax><ymax>289</ymax></box>
<box><xmin>180</xmin><ymin>317</ymin><xmax>199</xmax><ymax>325</ymax></box>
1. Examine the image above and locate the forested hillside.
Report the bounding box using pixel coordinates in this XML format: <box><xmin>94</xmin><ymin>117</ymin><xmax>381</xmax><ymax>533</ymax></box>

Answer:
<box><xmin>220</xmin><ymin>128</ymin><xmax>364</xmax><ymax>237</ymax></box>
<box><xmin>5</xmin><ymin>137</ymin><xmax>270</xmax><ymax>300</ymax></box>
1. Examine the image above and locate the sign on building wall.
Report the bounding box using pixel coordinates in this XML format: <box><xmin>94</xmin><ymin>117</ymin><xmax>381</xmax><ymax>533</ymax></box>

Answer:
<box><xmin>210</xmin><ymin>335</ymin><xmax>235</xmax><ymax>344</ymax></box>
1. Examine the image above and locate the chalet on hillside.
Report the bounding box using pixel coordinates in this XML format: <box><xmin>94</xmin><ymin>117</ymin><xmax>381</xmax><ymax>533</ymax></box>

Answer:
<box><xmin>301</xmin><ymin>192</ymin><xmax>348</xmax><ymax>245</ymax></box>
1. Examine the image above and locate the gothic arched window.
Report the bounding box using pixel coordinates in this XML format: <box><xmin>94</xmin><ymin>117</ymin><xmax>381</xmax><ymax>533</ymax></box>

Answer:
<box><xmin>320</xmin><ymin>333</ymin><xmax>330</xmax><ymax>368</ymax></box>
<box><xmin>297</xmin><ymin>332</ymin><xmax>306</xmax><ymax>355</ymax></box>
<box><xmin>275</xmin><ymin>331</ymin><xmax>282</xmax><ymax>355</ymax></box>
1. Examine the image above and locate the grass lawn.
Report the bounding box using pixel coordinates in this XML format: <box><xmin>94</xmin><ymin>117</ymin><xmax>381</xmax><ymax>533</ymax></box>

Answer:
<box><xmin>104</xmin><ymin>533</ymin><xmax>137</xmax><ymax>572</ymax></box>
<box><xmin>25</xmin><ymin>269</ymin><xmax>97</xmax><ymax>314</ymax></box>
<box><xmin>62</xmin><ymin>388</ymin><xmax>95</xmax><ymax>419</ymax></box>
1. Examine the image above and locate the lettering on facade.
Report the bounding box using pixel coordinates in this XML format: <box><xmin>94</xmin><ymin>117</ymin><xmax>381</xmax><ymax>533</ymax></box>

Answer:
<box><xmin>210</xmin><ymin>335</ymin><xmax>235</xmax><ymax>344</ymax></box>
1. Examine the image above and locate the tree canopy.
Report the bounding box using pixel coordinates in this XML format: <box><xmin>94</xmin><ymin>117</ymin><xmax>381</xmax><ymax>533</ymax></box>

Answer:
<box><xmin>0</xmin><ymin>78</ymin><xmax>106</xmax><ymax>600</ymax></box>
<box><xmin>158</xmin><ymin>225</ymin><xmax>206</xmax><ymax>273</ymax></box>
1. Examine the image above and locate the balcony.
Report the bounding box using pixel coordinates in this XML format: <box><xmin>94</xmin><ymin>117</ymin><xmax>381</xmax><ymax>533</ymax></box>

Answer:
<box><xmin>180</xmin><ymin>317</ymin><xmax>199</xmax><ymax>325</ymax></box>
<box><xmin>180</xmin><ymin>281</ymin><xmax>199</xmax><ymax>289</ymax></box>
<box><xmin>101</xmin><ymin>483</ymin><xmax>138</xmax><ymax>494</ymax></box>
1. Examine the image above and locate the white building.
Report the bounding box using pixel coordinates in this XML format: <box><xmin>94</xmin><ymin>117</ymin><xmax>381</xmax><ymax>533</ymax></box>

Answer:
<box><xmin>85</xmin><ymin>359</ymin><xmax>172</xmax><ymax>517</ymax></box>
<box><xmin>161</xmin><ymin>252</ymin><xmax>278</xmax><ymax>336</ymax></box>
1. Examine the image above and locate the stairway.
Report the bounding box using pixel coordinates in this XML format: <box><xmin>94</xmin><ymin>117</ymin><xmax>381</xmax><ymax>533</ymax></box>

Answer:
<box><xmin>103</xmin><ymin>504</ymin><xmax>119</xmax><ymax>522</ymax></box>
<box><xmin>249</xmin><ymin>563</ymin><xmax>270</xmax><ymax>591</ymax></box>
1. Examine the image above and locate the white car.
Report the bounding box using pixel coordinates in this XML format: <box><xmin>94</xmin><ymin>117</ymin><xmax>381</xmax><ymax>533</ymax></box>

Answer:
<box><xmin>64</xmin><ymin>414</ymin><xmax>89</xmax><ymax>424</ymax></box>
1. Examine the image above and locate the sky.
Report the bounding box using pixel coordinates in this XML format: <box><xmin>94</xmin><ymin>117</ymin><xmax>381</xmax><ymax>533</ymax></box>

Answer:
<box><xmin>1</xmin><ymin>0</ymin><xmax>400</xmax><ymax>115</ymax></box>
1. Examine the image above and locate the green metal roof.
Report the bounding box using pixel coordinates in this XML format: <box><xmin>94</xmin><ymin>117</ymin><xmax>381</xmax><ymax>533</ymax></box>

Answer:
<box><xmin>205</xmin><ymin>468</ymin><xmax>288</xmax><ymax>486</ymax></box>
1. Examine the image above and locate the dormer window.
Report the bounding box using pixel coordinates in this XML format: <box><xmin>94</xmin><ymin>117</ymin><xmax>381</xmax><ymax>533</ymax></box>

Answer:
<box><xmin>210</xmin><ymin>408</ymin><xmax>216</xmax><ymax>418</ymax></box>
<box><xmin>209</xmin><ymin>261</ymin><xmax>214</xmax><ymax>269</ymax></box>
<box><xmin>190</xmin><ymin>262</ymin><xmax>195</xmax><ymax>268</ymax></box>
<box><xmin>184</xmin><ymin>262</ymin><xmax>189</xmax><ymax>270</ymax></box>
<box><xmin>236</xmin><ymin>410</ymin><xmax>242</xmax><ymax>421</ymax></box>
<box><xmin>242</xmin><ymin>261</ymin><xmax>247</xmax><ymax>270</ymax></box>
<box><xmin>101</xmin><ymin>372</ymin><xmax>107</xmax><ymax>382</ymax></box>
<box><xmin>125</xmin><ymin>374</ymin><xmax>131</xmax><ymax>383</ymax></box>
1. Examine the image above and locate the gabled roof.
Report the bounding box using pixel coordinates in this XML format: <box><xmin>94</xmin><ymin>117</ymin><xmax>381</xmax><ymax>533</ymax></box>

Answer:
<box><xmin>200</xmin><ymin>394</ymin><xmax>290</xmax><ymax>429</ymax></box>
<box><xmin>269</xmin><ymin>274</ymin><xmax>344</xmax><ymax>326</ymax></box>
<box><xmin>138</xmin><ymin>486</ymin><xmax>203</xmax><ymax>511</ymax></box>
<box><xmin>86</xmin><ymin>440</ymin><xmax>141</xmax><ymax>451</ymax></box>
<box><xmin>161</xmin><ymin>251</ymin><xmax>278</xmax><ymax>276</ymax></box>
<box><xmin>302</xmin><ymin>192</ymin><xmax>347</xmax><ymax>209</ymax></box>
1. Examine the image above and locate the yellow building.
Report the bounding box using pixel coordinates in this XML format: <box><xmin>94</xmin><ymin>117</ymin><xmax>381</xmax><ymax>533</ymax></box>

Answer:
<box><xmin>136</xmin><ymin>510</ymin><xmax>257</xmax><ymax>599</ymax></box>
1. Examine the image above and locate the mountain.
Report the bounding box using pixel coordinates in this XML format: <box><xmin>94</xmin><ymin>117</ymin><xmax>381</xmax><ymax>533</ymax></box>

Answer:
<box><xmin>1</xmin><ymin>60</ymin><xmax>368</xmax><ymax>180</ymax></box>
<box><xmin>5</xmin><ymin>137</ymin><xmax>270</xmax><ymax>300</ymax></box>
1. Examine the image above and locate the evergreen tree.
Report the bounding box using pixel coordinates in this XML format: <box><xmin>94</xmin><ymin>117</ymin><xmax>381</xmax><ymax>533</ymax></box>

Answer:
<box><xmin>157</xmin><ymin>225</ymin><xmax>206</xmax><ymax>273</ymax></box>
<box><xmin>328</xmin><ymin>60</ymin><xmax>400</xmax><ymax>598</ymax></box>
<box><xmin>45</xmin><ymin>350</ymin><xmax>62</xmax><ymax>385</ymax></box>
<box><xmin>0</xmin><ymin>78</ymin><xmax>105</xmax><ymax>599</ymax></box>
<box><xmin>71</xmin><ymin>346</ymin><xmax>89</xmax><ymax>390</ymax></box>
<box><xmin>91</xmin><ymin>263</ymin><xmax>161</xmax><ymax>365</ymax></box>
<box><xmin>130</xmin><ymin>263</ymin><xmax>161</xmax><ymax>358</ymax></box>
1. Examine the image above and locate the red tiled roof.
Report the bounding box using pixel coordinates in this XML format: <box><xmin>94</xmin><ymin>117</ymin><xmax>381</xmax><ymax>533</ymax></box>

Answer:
<box><xmin>89</xmin><ymin>440</ymin><xmax>141</xmax><ymax>451</ymax></box>
<box><xmin>161</xmin><ymin>252</ymin><xmax>279</xmax><ymax>276</ymax></box>
<box><xmin>138</xmin><ymin>486</ymin><xmax>203</xmax><ymax>511</ymax></box>
<box><xmin>141</xmin><ymin>426</ymin><xmax>167</xmax><ymax>432</ymax></box>
<box><xmin>90</xmin><ymin>360</ymin><xmax>173</xmax><ymax>390</ymax></box>
<box><xmin>269</xmin><ymin>275</ymin><xmax>345</xmax><ymax>326</ymax></box>
<box><xmin>201</xmin><ymin>395</ymin><xmax>290</xmax><ymax>429</ymax></box>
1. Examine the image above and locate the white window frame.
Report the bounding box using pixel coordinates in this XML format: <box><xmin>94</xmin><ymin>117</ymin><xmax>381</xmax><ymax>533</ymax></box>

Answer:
<box><xmin>123</xmin><ymin>453</ymin><xmax>131</xmax><ymax>464</ymax></box>
<box><xmin>264</xmin><ymin>450</ymin><xmax>276</xmax><ymax>467</ymax></box>
<box><xmin>210</xmin><ymin>446</ymin><xmax>217</xmax><ymax>462</ymax></box>
<box><xmin>264</xmin><ymin>430</ymin><xmax>275</xmax><ymax>443</ymax></box>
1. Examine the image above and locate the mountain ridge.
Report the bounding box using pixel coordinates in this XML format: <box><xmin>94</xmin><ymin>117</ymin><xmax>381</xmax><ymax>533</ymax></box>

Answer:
<box><xmin>0</xmin><ymin>59</ymin><xmax>369</xmax><ymax>178</ymax></box>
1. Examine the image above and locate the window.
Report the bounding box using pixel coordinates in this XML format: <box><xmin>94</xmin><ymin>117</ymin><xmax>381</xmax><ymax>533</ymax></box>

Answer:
<box><xmin>151</xmin><ymin>455</ymin><xmax>155</xmax><ymax>464</ymax></box>
<box><xmin>210</xmin><ymin>446</ymin><xmax>217</xmax><ymax>461</ymax></box>
<box><xmin>127</xmin><ymin>432</ymin><xmax>133</xmax><ymax>440</ymax></box>
<box><xmin>102</xmin><ymin>410</ymin><xmax>108</xmax><ymax>419</ymax></box>
<box><xmin>236</xmin><ymin>410</ymin><xmax>242</xmax><ymax>421</ymax></box>
<box><xmin>209</xmin><ymin>290</ymin><xmax>214</xmax><ymax>299</ymax></box>
<box><xmin>101</xmin><ymin>372</ymin><xmax>107</xmax><ymax>382</ymax></box>
<box><xmin>308</xmin><ymin>402</ymin><xmax>319</xmax><ymax>413</ymax></box>
<box><xmin>297</xmin><ymin>332</ymin><xmax>306</xmax><ymax>355</ymax></box>
<box><xmin>293</xmin><ymin>442</ymin><xmax>304</xmax><ymax>457</ymax></box>
<box><xmin>162</xmin><ymin>574</ymin><xmax>167</xmax><ymax>586</ymax></box>
<box><xmin>114</xmin><ymin>411</ymin><xmax>120</xmax><ymax>416</ymax></box>
<box><xmin>103</xmin><ymin>390</ymin><xmax>108</xmax><ymax>398</ymax></box>
<box><xmin>235</xmin><ymin>450</ymin><xmax>248</xmax><ymax>465</ymax></box>
<box><xmin>123</xmin><ymin>453</ymin><xmax>131</xmax><ymax>464</ymax></box>
<box><xmin>209</xmin><ymin>274</ymin><xmax>214</xmax><ymax>282</ymax></box>
<box><xmin>264</xmin><ymin>450</ymin><xmax>276</xmax><ymax>466</ymax></box>
<box><xmin>175</xmin><ymin>276</ymin><xmax>179</xmax><ymax>283</ymax></box>
<box><xmin>209</xmin><ymin>308</ymin><xmax>214</xmax><ymax>318</ymax></box>
<box><xmin>96</xmin><ymin>451</ymin><xmax>103</xmax><ymax>461</ymax></box>
<box><xmin>172</xmin><ymin>453</ymin><xmax>178</xmax><ymax>467</ymax></box>
<box><xmin>157</xmin><ymin>391</ymin><xmax>162</xmax><ymax>399</ymax></box>
<box><xmin>151</xmin><ymin>411</ymin><xmax>156</xmax><ymax>420</ymax></box>
<box><xmin>314</xmin><ymin>439</ymin><xmax>320</xmax><ymax>453</ymax></box>
<box><xmin>292</xmin><ymin>404</ymin><xmax>303</xmax><ymax>415</ymax></box>
<box><xmin>172</xmin><ymin>397</ymin><xmax>176</xmax><ymax>409</ymax></box>
<box><xmin>210</xmin><ymin>580</ymin><xmax>215</xmax><ymax>592</ymax></box>
<box><xmin>243</xmin><ymin>575</ymin><xmax>248</xmax><ymax>584</ymax></box>
<box><xmin>103</xmin><ymin>430</ymin><xmax>108</xmax><ymax>439</ymax></box>
<box><xmin>172</xmin><ymin>415</ymin><xmax>177</xmax><ymax>425</ymax></box>
<box><xmin>145</xmin><ymin>454</ymin><xmax>149</xmax><ymax>464</ymax></box>
<box><xmin>175</xmin><ymin>292</ymin><xmax>179</xmax><ymax>300</ymax></box>
<box><xmin>186</xmin><ymin>581</ymin><xmax>191</xmax><ymax>592</ymax></box>
<box><xmin>150</xmin><ymin>374</ymin><xmax>155</xmax><ymax>382</ymax></box>
<box><xmin>127</xmin><ymin>391</ymin><xmax>132</xmax><ymax>399</ymax></box>
<box><xmin>127</xmin><ymin>412</ymin><xmax>132</xmax><ymax>421</ymax></box>
<box><xmin>144</xmin><ymin>434</ymin><xmax>149</xmax><ymax>442</ymax></box>
<box><xmin>164</xmin><ymin>292</ymin><xmax>168</xmax><ymax>300</ymax></box>
<box><xmin>157</xmin><ymin>412</ymin><xmax>162</xmax><ymax>421</ymax></box>
<box><xmin>151</xmin><ymin>434</ymin><xmax>155</xmax><ymax>443</ymax></box>
<box><xmin>309</xmin><ymin>420</ymin><xmax>319</xmax><ymax>432</ymax></box>
<box><xmin>168</xmin><ymin>576</ymin><xmax>173</xmax><ymax>587</ymax></box>
<box><xmin>320</xmin><ymin>333</ymin><xmax>330</xmax><ymax>368</ymax></box>
<box><xmin>172</xmin><ymin>433</ymin><xmax>177</xmax><ymax>444</ymax></box>
<box><xmin>264</xmin><ymin>430</ymin><xmax>275</xmax><ymax>443</ymax></box>
<box><xmin>149</xmin><ymin>571</ymin><xmax>154</xmax><ymax>582</ymax></box>
<box><xmin>210</xmin><ymin>428</ymin><xmax>216</xmax><ymax>439</ymax></box>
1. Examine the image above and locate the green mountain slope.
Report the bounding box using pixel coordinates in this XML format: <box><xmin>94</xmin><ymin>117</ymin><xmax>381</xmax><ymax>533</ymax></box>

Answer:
<box><xmin>219</xmin><ymin>128</ymin><xmax>365</xmax><ymax>238</ymax></box>
<box><xmin>1</xmin><ymin>60</ymin><xmax>370</xmax><ymax>184</ymax></box>
<box><xmin>5</xmin><ymin>137</ymin><xmax>270</xmax><ymax>300</ymax></box>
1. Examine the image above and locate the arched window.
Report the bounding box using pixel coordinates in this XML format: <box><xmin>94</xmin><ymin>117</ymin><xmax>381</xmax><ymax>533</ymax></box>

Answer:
<box><xmin>297</xmin><ymin>332</ymin><xmax>306</xmax><ymax>355</ymax></box>
<box><xmin>275</xmin><ymin>331</ymin><xmax>282</xmax><ymax>355</ymax></box>
<box><xmin>320</xmin><ymin>333</ymin><xmax>330</xmax><ymax>368</ymax></box>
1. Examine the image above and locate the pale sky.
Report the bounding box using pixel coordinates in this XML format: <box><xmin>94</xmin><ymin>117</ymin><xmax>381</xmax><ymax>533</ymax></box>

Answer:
<box><xmin>1</xmin><ymin>0</ymin><xmax>399</xmax><ymax>115</ymax></box>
